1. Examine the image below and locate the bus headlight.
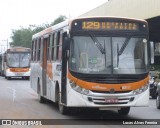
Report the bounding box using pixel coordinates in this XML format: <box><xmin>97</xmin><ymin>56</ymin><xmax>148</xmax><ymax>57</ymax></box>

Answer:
<box><xmin>69</xmin><ymin>80</ymin><xmax>89</xmax><ymax>95</ymax></box>
<box><xmin>6</xmin><ymin>68</ymin><xmax>10</xmax><ymax>72</ymax></box>
<box><xmin>133</xmin><ymin>85</ymin><xmax>148</xmax><ymax>95</ymax></box>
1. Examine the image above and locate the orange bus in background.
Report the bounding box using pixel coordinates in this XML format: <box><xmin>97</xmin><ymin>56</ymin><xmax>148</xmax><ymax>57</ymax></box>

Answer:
<box><xmin>31</xmin><ymin>17</ymin><xmax>154</xmax><ymax>115</ymax></box>
<box><xmin>2</xmin><ymin>47</ymin><xmax>31</xmax><ymax>80</ymax></box>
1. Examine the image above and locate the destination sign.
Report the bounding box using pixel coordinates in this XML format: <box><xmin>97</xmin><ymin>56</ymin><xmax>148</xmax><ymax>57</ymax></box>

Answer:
<box><xmin>8</xmin><ymin>48</ymin><xmax>30</xmax><ymax>52</ymax></box>
<box><xmin>82</xmin><ymin>21</ymin><xmax>139</xmax><ymax>31</ymax></box>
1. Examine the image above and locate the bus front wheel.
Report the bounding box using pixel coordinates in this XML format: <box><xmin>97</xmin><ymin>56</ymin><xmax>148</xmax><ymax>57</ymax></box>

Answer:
<box><xmin>58</xmin><ymin>92</ymin><xmax>68</xmax><ymax>115</ymax></box>
<box><xmin>118</xmin><ymin>107</ymin><xmax>130</xmax><ymax>115</ymax></box>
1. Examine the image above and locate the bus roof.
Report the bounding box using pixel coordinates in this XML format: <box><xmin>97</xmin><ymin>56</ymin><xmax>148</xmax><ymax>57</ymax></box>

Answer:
<box><xmin>32</xmin><ymin>20</ymin><xmax>70</xmax><ymax>39</ymax></box>
<box><xmin>32</xmin><ymin>16</ymin><xmax>147</xmax><ymax>40</ymax></box>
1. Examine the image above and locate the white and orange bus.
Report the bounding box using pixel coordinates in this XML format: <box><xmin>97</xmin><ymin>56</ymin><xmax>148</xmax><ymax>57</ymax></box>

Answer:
<box><xmin>2</xmin><ymin>47</ymin><xmax>31</xmax><ymax>80</ymax></box>
<box><xmin>31</xmin><ymin>17</ymin><xmax>154</xmax><ymax>115</ymax></box>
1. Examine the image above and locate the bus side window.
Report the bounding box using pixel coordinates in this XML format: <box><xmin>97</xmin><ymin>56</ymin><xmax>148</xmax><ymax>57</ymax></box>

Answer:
<box><xmin>40</xmin><ymin>37</ymin><xmax>44</xmax><ymax>62</ymax></box>
<box><xmin>37</xmin><ymin>38</ymin><xmax>41</xmax><ymax>61</ymax></box>
<box><xmin>56</xmin><ymin>32</ymin><xmax>60</xmax><ymax>60</ymax></box>
<box><xmin>32</xmin><ymin>40</ymin><xmax>37</xmax><ymax>62</ymax></box>
<box><xmin>34</xmin><ymin>40</ymin><xmax>38</xmax><ymax>61</ymax></box>
<box><xmin>31</xmin><ymin>40</ymin><xmax>34</xmax><ymax>61</ymax></box>
<box><xmin>58</xmin><ymin>31</ymin><xmax>63</xmax><ymax>61</ymax></box>
<box><xmin>47</xmin><ymin>36</ymin><xmax>51</xmax><ymax>61</ymax></box>
<box><xmin>54</xmin><ymin>32</ymin><xmax>60</xmax><ymax>61</ymax></box>
<box><xmin>48</xmin><ymin>35</ymin><xmax>52</xmax><ymax>61</ymax></box>
<box><xmin>51</xmin><ymin>33</ymin><xmax>55</xmax><ymax>61</ymax></box>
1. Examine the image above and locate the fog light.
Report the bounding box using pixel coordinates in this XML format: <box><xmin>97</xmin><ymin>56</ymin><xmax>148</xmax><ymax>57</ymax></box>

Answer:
<box><xmin>88</xmin><ymin>97</ymin><xmax>93</xmax><ymax>102</ymax></box>
<box><xmin>130</xmin><ymin>97</ymin><xmax>134</xmax><ymax>102</ymax></box>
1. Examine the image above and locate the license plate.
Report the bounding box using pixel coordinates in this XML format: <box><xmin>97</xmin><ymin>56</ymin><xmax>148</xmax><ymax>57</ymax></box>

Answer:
<box><xmin>105</xmin><ymin>98</ymin><xmax>118</xmax><ymax>103</ymax></box>
<box><xmin>15</xmin><ymin>73</ymin><xmax>24</xmax><ymax>76</ymax></box>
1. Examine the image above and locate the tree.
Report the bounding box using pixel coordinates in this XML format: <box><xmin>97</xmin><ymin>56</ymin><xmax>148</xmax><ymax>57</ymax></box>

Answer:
<box><xmin>11</xmin><ymin>25</ymin><xmax>46</xmax><ymax>48</ymax></box>
<box><xmin>11</xmin><ymin>15</ymin><xmax>67</xmax><ymax>48</ymax></box>
<box><xmin>51</xmin><ymin>15</ymin><xmax>67</xmax><ymax>26</ymax></box>
<box><xmin>11</xmin><ymin>27</ymin><xmax>33</xmax><ymax>48</ymax></box>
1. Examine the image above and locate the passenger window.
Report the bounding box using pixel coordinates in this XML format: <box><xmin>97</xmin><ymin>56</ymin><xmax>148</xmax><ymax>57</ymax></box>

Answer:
<box><xmin>58</xmin><ymin>32</ymin><xmax>63</xmax><ymax>61</ymax></box>
<box><xmin>31</xmin><ymin>40</ymin><xmax>34</xmax><ymax>61</ymax></box>
<box><xmin>56</xmin><ymin>32</ymin><xmax>60</xmax><ymax>60</ymax></box>
<box><xmin>37</xmin><ymin>38</ymin><xmax>41</xmax><ymax>61</ymax></box>
<box><xmin>47</xmin><ymin>37</ymin><xmax>50</xmax><ymax>61</ymax></box>
<box><xmin>34</xmin><ymin>40</ymin><xmax>37</xmax><ymax>61</ymax></box>
<box><xmin>51</xmin><ymin>33</ymin><xmax>55</xmax><ymax>61</ymax></box>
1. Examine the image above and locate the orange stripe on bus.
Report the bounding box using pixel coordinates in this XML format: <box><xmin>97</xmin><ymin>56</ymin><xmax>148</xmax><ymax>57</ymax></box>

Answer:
<box><xmin>68</xmin><ymin>72</ymin><xmax>149</xmax><ymax>92</ymax></box>
<box><xmin>47</xmin><ymin>62</ymin><xmax>53</xmax><ymax>80</ymax></box>
<box><xmin>39</xmin><ymin>62</ymin><xmax>53</xmax><ymax>80</ymax></box>
<box><xmin>9</xmin><ymin>68</ymin><xmax>30</xmax><ymax>72</ymax></box>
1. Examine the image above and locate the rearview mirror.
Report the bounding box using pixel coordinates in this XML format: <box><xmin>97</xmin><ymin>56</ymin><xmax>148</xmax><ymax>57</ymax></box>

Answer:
<box><xmin>63</xmin><ymin>36</ymin><xmax>70</xmax><ymax>50</ymax></box>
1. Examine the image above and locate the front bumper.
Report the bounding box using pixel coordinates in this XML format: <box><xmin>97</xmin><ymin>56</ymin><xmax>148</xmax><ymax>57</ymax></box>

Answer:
<box><xmin>6</xmin><ymin>70</ymin><xmax>30</xmax><ymax>77</ymax></box>
<box><xmin>67</xmin><ymin>88</ymin><xmax>149</xmax><ymax>109</ymax></box>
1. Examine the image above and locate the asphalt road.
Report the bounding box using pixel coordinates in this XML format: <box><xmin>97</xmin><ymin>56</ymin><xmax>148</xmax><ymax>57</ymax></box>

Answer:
<box><xmin>0</xmin><ymin>76</ymin><xmax>160</xmax><ymax>128</ymax></box>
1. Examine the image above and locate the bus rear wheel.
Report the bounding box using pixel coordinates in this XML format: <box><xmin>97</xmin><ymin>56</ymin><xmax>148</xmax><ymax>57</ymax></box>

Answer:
<box><xmin>38</xmin><ymin>80</ymin><xmax>46</xmax><ymax>103</ymax></box>
<box><xmin>38</xmin><ymin>93</ymin><xmax>46</xmax><ymax>103</ymax></box>
<box><xmin>118</xmin><ymin>107</ymin><xmax>130</xmax><ymax>115</ymax></box>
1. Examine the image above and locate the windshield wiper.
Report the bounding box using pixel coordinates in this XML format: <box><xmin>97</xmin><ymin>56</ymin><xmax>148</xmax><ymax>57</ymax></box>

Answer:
<box><xmin>118</xmin><ymin>37</ymin><xmax>131</xmax><ymax>56</ymax></box>
<box><xmin>89</xmin><ymin>33</ymin><xmax>105</xmax><ymax>54</ymax></box>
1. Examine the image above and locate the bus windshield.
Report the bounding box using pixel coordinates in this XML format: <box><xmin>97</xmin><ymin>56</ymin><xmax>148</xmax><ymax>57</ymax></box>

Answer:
<box><xmin>69</xmin><ymin>35</ymin><xmax>148</xmax><ymax>74</ymax></box>
<box><xmin>7</xmin><ymin>53</ymin><xmax>30</xmax><ymax>68</ymax></box>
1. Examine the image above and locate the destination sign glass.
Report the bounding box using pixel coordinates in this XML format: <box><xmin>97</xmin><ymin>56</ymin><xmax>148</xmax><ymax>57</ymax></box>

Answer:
<box><xmin>82</xmin><ymin>21</ymin><xmax>139</xmax><ymax>31</ymax></box>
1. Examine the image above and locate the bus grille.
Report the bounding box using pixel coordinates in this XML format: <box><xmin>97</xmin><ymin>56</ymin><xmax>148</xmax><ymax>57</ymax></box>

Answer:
<box><xmin>89</xmin><ymin>97</ymin><xmax>133</xmax><ymax>105</ymax></box>
<box><xmin>91</xmin><ymin>90</ymin><xmax>131</xmax><ymax>94</ymax></box>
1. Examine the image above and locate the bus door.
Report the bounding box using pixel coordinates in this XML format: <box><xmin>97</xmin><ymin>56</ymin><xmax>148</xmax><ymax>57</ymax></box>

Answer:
<box><xmin>61</xmin><ymin>32</ymin><xmax>68</xmax><ymax>104</ymax></box>
<box><xmin>42</xmin><ymin>37</ymin><xmax>48</xmax><ymax>96</ymax></box>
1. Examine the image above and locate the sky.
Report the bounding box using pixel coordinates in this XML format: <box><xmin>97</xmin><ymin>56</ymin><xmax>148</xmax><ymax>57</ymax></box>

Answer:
<box><xmin>0</xmin><ymin>0</ymin><xmax>108</xmax><ymax>47</ymax></box>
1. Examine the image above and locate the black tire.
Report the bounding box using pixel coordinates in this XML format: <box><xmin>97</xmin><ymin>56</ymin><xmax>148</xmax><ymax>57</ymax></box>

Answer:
<box><xmin>151</xmin><ymin>87</ymin><xmax>157</xmax><ymax>99</ymax></box>
<box><xmin>59</xmin><ymin>103</ymin><xmax>68</xmax><ymax>115</ymax></box>
<box><xmin>38</xmin><ymin>94</ymin><xmax>46</xmax><ymax>103</ymax></box>
<box><xmin>57</xmin><ymin>91</ymin><xmax>68</xmax><ymax>115</ymax></box>
<box><xmin>152</xmin><ymin>94</ymin><xmax>157</xmax><ymax>99</ymax></box>
<box><xmin>118</xmin><ymin>107</ymin><xmax>130</xmax><ymax>115</ymax></box>
<box><xmin>156</xmin><ymin>94</ymin><xmax>160</xmax><ymax>109</ymax></box>
<box><xmin>38</xmin><ymin>80</ymin><xmax>46</xmax><ymax>103</ymax></box>
<box><xmin>7</xmin><ymin>77</ymin><xmax>11</xmax><ymax>80</ymax></box>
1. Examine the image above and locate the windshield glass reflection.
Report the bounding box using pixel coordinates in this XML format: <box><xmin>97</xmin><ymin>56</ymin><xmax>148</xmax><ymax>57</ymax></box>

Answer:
<box><xmin>7</xmin><ymin>53</ymin><xmax>30</xmax><ymax>68</ymax></box>
<box><xmin>69</xmin><ymin>36</ymin><xmax>148</xmax><ymax>74</ymax></box>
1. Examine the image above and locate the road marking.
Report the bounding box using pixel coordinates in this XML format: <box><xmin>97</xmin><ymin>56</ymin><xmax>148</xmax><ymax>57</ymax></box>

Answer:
<box><xmin>7</xmin><ymin>87</ymin><xmax>16</xmax><ymax>102</ymax></box>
